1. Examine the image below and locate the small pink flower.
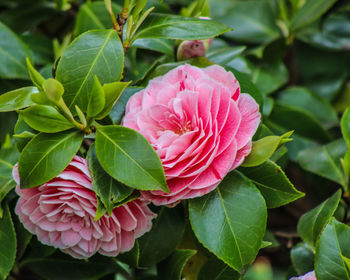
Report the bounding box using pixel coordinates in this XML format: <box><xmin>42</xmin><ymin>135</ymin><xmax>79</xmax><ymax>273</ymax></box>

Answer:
<box><xmin>14</xmin><ymin>156</ymin><xmax>156</xmax><ymax>259</ymax></box>
<box><xmin>122</xmin><ymin>64</ymin><xmax>260</xmax><ymax>206</ymax></box>
<box><xmin>290</xmin><ymin>271</ymin><xmax>316</xmax><ymax>280</ymax></box>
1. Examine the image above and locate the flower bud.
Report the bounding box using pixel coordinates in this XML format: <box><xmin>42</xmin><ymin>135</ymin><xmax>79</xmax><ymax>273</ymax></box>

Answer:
<box><xmin>177</xmin><ymin>38</ymin><xmax>213</xmax><ymax>61</ymax></box>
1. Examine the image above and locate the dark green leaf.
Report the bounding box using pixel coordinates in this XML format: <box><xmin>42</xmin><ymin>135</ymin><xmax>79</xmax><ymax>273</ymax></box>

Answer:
<box><xmin>189</xmin><ymin>171</ymin><xmax>267</xmax><ymax>271</ymax></box>
<box><xmin>0</xmin><ymin>203</ymin><xmax>16</xmax><ymax>280</ymax></box>
<box><xmin>87</xmin><ymin>145</ymin><xmax>133</xmax><ymax>214</ymax></box>
<box><xmin>138</xmin><ymin>206</ymin><xmax>185</xmax><ymax>267</ymax></box>
<box><xmin>0</xmin><ymin>87</ymin><xmax>38</xmax><ymax>112</ymax></box>
<box><xmin>0</xmin><ymin>21</ymin><xmax>32</xmax><ymax>79</ymax></box>
<box><xmin>21</xmin><ymin>33</ymin><xmax>53</xmax><ymax>65</ymax></box>
<box><xmin>95</xmin><ymin>125</ymin><xmax>168</xmax><ymax>192</ymax></box>
<box><xmin>315</xmin><ymin>218</ymin><xmax>350</xmax><ymax>280</ymax></box>
<box><xmin>291</xmin><ymin>243</ymin><xmax>315</xmax><ymax>275</ymax></box>
<box><xmin>291</xmin><ymin>0</ymin><xmax>338</xmax><ymax>30</ymax></box>
<box><xmin>118</xmin><ymin>241</ymin><xmax>139</xmax><ymax>267</ymax></box>
<box><xmin>19</xmin><ymin>130</ymin><xmax>84</xmax><ymax>188</ymax></box>
<box><xmin>298</xmin><ymin>139</ymin><xmax>347</xmax><ymax>186</ymax></box>
<box><xmin>198</xmin><ymin>255</ymin><xmax>240</xmax><ymax>280</ymax></box>
<box><xmin>158</xmin><ymin>249</ymin><xmax>197</xmax><ymax>280</ymax></box>
<box><xmin>297</xmin><ymin>189</ymin><xmax>342</xmax><ymax>248</ymax></box>
<box><xmin>14</xmin><ymin>116</ymin><xmax>36</xmax><ymax>152</ymax></box>
<box><xmin>212</xmin><ymin>0</ymin><xmax>281</xmax><ymax>44</ymax></box>
<box><xmin>207</xmin><ymin>46</ymin><xmax>246</xmax><ymax>65</ymax></box>
<box><xmin>133</xmin><ymin>38</ymin><xmax>174</xmax><ymax>55</ymax></box>
<box><xmin>19</xmin><ymin>105</ymin><xmax>74</xmax><ymax>133</ymax></box>
<box><xmin>56</xmin><ymin>30</ymin><xmax>124</xmax><ymax>112</ymax></box>
<box><xmin>133</xmin><ymin>13</ymin><xmax>230</xmax><ymax>41</ymax></box>
<box><xmin>240</xmin><ymin>160</ymin><xmax>304</xmax><ymax>208</ymax></box>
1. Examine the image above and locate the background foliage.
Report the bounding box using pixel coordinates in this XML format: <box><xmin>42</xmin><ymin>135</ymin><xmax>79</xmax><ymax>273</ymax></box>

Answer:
<box><xmin>0</xmin><ymin>0</ymin><xmax>350</xmax><ymax>279</ymax></box>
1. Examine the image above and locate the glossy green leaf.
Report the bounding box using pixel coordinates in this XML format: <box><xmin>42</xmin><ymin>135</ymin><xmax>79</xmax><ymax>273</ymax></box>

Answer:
<box><xmin>158</xmin><ymin>249</ymin><xmax>197</xmax><ymax>280</ymax></box>
<box><xmin>211</xmin><ymin>0</ymin><xmax>280</xmax><ymax>44</ymax></box>
<box><xmin>291</xmin><ymin>243</ymin><xmax>315</xmax><ymax>275</ymax></box>
<box><xmin>56</xmin><ymin>30</ymin><xmax>124</xmax><ymax>112</ymax></box>
<box><xmin>0</xmin><ymin>21</ymin><xmax>32</xmax><ymax>79</ymax></box>
<box><xmin>19</xmin><ymin>105</ymin><xmax>74</xmax><ymax>133</ymax></box>
<box><xmin>132</xmin><ymin>13</ymin><xmax>230</xmax><ymax>41</ymax></box>
<box><xmin>297</xmin><ymin>189</ymin><xmax>341</xmax><ymax>248</ymax></box>
<box><xmin>189</xmin><ymin>171</ymin><xmax>267</xmax><ymax>271</ymax></box>
<box><xmin>298</xmin><ymin>139</ymin><xmax>347</xmax><ymax>186</ymax></box>
<box><xmin>87</xmin><ymin>145</ymin><xmax>133</xmax><ymax>214</ymax></box>
<box><xmin>19</xmin><ymin>130</ymin><xmax>84</xmax><ymax>188</ymax></box>
<box><xmin>87</xmin><ymin>76</ymin><xmax>105</xmax><ymax>119</ymax></box>
<box><xmin>138</xmin><ymin>206</ymin><xmax>185</xmax><ymax>267</ymax></box>
<box><xmin>242</xmin><ymin>131</ymin><xmax>293</xmax><ymax>167</ymax></box>
<box><xmin>0</xmin><ymin>203</ymin><xmax>16</xmax><ymax>280</ymax></box>
<box><xmin>96</xmin><ymin>81</ymin><xmax>131</xmax><ymax>120</ymax></box>
<box><xmin>207</xmin><ymin>46</ymin><xmax>246</xmax><ymax>66</ymax></box>
<box><xmin>240</xmin><ymin>160</ymin><xmax>304</xmax><ymax>208</ymax></box>
<box><xmin>0</xmin><ymin>87</ymin><xmax>38</xmax><ymax>112</ymax></box>
<box><xmin>278</xmin><ymin>87</ymin><xmax>338</xmax><ymax>127</ymax></box>
<box><xmin>291</xmin><ymin>0</ymin><xmax>338</xmax><ymax>30</ymax></box>
<box><xmin>315</xmin><ymin>218</ymin><xmax>350</xmax><ymax>280</ymax></box>
<box><xmin>133</xmin><ymin>38</ymin><xmax>174</xmax><ymax>55</ymax></box>
<box><xmin>73</xmin><ymin>1</ymin><xmax>121</xmax><ymax>36</ymax></box>
<box><xmin>95</xmin><ymin>125</ymin><xmax>168</xmax><ymax>192</ymax></box>
<box><xmin>198</xmin><ymin>255</ymin><xmax>240</xmax><ymax>280</ymax></box>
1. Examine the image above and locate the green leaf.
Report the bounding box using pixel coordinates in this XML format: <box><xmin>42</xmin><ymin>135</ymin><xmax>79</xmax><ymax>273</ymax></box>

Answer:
<box><xmin>96</xmin><ymin>81</ymin><xmax>131</xmax><ymax>120</ymax></box>
<box><xmin>74</xmin><ymin>1</ymin><xmax>122</xmax><ymax>36</ymax></box>
<box><xmin>0</xmin><ymin>21</ymin><xmax>32</xmax><ymax>79</ymax></box>
<box><xmin>0</xmin><ymin>87</ymin><xmax>38</xmax><ymax>112</ymax></box>
<box><xmin>240</xmin><ymin>160</ymin><xmax>304</xmax><ymax>208</ymax></box>
<box><xmin>87</xmin><ymin>76</ymin><xmax>105</xmax><ymax>119</ymax></box>
<box><xmin>341</xmin><ymin>108</ymin><xmax>350</xmax><ymax>178</ymax></box>
<box><xmin>138</xmin><ymin>206</ymin><xmax>185</xmax><ymax>267</ymax></box>
<box><xmin>19</xmin><ymin>105</ymin><xmax>74</xmax><ymax>133</ymax></box>
<box><xmin>278</xmin><ymin>87</ymin><xmax>338</xmax><ymax>127</ymax></box>
<box><xmin>19</xmin><ymin>130</ymin><xmax>84</xmax><ymax>188</ymax></box>
<box><xmin>42</xmin><ymin>78</ymin><xmax>64</xmax><ymax>103</ymax></box>
<box><xmin>298</xmin><ymin>139</ymin><xmax>347</xmax><ymax>186</ymax></box>
<box><xmin>158</xmin><ymin>249</ymin><xmax>197</xmax><ymax>280</ymax></box>
<box><xmin>21</xmin><ymin>33</ymin><xmax>53</xmax><ymax>65</ymax></box>
<box><xmin>291</xmin><ymin>243</ymin><xmax>315</xmax><ymax>275</ymax></box>
<box><xmin>118</xmin><ymin>241</ymin><xmax>139</xmax><ymax>267</ymax></box>
<box><xmin>207</xmin><ymin>46</ymin><xmax>246</xmax><ymax>66</ymax></box>
<box><xmin>0</xmin><ymin>203</ymin><xmax>16</xmax><ymax>280</ymax></box>
<box><xmin>297</xmin><ymin>189</ymin><xmax>342</xmax><ymax>248</ymax></box>
<box><xmin>56</xmin><ymin>30</ymin><xmax>124</xmax><ymax>112</ymax></box>
<box><xmin>315</xmin><ymin>218</ymin><xmax>350</xmax><ymax>280</ymax></box>
<box><xmin>211</xmin><ymin>0</ymin><xmax>281</xmax><ymax>44</ymax></box>
<box><xmin>87</xmin><ymin>145</ymin><xmax>133</xmax><ymax>214</ymax></box>
<box><xmin>26</xmin><ymin>57</ymin><xmax>45</xmax><ymax>91</ymax></box>
<box><xmin>133</xmin><ymin>38</ymin><xmax>174</xmax><ymax>55</ymax></box>
<box><xmin>189</xmin><ymin>171</ymin><xmax>267</xmax><ymax>271</ymax></box>
<box><xmin>95</xmin><ymin>125</ymin><xmax>168</xmax><ymax>192</ymax></box>
<box><xmin>198</xmin><ymin>255</ymin><xmax>240</xmax><ymax>280</ymax></box>
<box><xmin>291</xmin><ymin>0</ymin><xmax>338</xmax><ymax>30</ymax></box>
<box><xmin>132</xmin><ymin>13</ymin><xmax>230</xmax><ymax>41</ymax></box>
<box><xmin>242</xmin><ymin>131</ymin><xmax>293</xmax><ymax>167</ymax></box>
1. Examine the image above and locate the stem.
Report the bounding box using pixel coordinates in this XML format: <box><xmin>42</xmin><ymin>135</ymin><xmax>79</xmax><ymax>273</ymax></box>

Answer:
<box><xmin>57</xmin><ymin>99</ymin><xmax>84</xmax><ymax>130</ymax></box>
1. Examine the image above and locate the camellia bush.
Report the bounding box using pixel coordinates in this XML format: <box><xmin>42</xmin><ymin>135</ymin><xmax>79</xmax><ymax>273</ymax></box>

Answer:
<box><xmin>0</xmin><ymin>0</ymin><xmax>350</xmax><ymax>279</ymax></box>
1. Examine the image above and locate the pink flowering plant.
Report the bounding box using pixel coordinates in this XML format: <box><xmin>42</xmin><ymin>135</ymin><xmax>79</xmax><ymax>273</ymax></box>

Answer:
<box><xmin>0</xmin><ymin>0</ymin><xmax>350</xmax><ymax>279</ymax></box>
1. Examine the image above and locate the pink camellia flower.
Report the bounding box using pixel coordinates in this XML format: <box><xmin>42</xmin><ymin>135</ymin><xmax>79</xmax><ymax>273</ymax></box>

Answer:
<box><xmin>290</xmin><ymin>271</ymin><xmax>316</xmax><ymax>280</ymax></box>
<box><xmin>122</xmin><ymin>64</ymin><xmax>260</xmax><ymax>206</ymax></box>
<box><xmin>14</xmin><ymin>156</ymin><xmax>156</xmax><ymax>259</ymax></box>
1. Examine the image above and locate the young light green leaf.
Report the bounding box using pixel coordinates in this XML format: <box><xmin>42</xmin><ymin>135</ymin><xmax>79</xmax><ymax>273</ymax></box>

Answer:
<box><xmin>0</xmin><ymin>21</ymin><xmax>32</xmax><ymax>79</ymax></box>
<box><xmin>341</xmin><ymin>108</ymin><xmax>350</xmax><ymax>179</ymax></box>
<box><xmin>138</xmin><ymin>206</ymin><xmax>185</xmax><ymax>267</ymax></box>
<box><xmin>132</xmin><ymin>14</ymin><xmax>230</xmax><ymax>41</ymax></box>
<box><xmin>95</xmin><ymin>125</ymin><xmax>168</xmax><ymax>192</ymax></box>
<box><xmin>315</xmin><ymin>218</ymin><xmax>350</xmax><ymax>280</ymax></box>
<box><xmin>298</xmin><ymin>139</ymin><xmax>347</xmax><ymax>186</ymax></box>
<box><xmin>56</xmin><ymin>30</ymin><xmax>124</xmax><ymax>112</ymax></box>
<box><xmin>291</xmin><ymin>0</ymin><xmax>338</xmax><ymax>30</ymax></box>
<box><xmin>19</xmin><ymin>130</ymin><xmax>84</xmax><ymax>188</ymax></box>
<box><xmin>42</xmin><ymin>78</ymin><xmax>64</xmax><ymax>103</ymax></box>
<box><xmin>0</xmin><ymin>87</ymin><xmax>38</xmax><ymax>112</ymax></box>
<box><xmin>75</xmin><ymin>105</ymin><xmax>87</xmax><ymax>128</ymax></box>
<box><xmin>96</xmin><ymin>81</ymin><xmax>131</xmax><ymax>120</ymax></box>
<box><xmin>87</xmin><ymin>145</ymin><xmax>133</xmax><ymax>215</ymax></box>
<box><xmin>26</xmin><ymin>58</ymin><xmax>45</xmax><ymax>90</ymax></box>
<box><xmin>87</xmin><ymin>76</ymin><xmax>105</xmax><ymax>119</ymax></box>
<box><xmin>297</xmin><ymin>189</ymin><xmax>342</xmax><ymax>248</ymax></box>
<box><xmin>157</xmin><ymin>249</ymin><xmax>197</xmax><ymax>280</ymax></box>
<box><xmin>19</xmin><ymin>105</ymin><xmax>74</xmax><ymax>133</ymax></box>
<box><xmin>240</xmin><ymin>160</ymin><xmax>304</xmax><ymax>208</ymax></box>
<box><xmin>0</xmin><ymin>203</ymin><xmax>16</xmax><ymax>280</ymax></box>
<box><xmin>189</xmin><ymin>171</ymin><xmax>267</xmax><ymax>271</ymax></box>
<box><xmin>242</xmin><ymin>131</ymin><xmax>293</xmax><ymax>167</ymax></box>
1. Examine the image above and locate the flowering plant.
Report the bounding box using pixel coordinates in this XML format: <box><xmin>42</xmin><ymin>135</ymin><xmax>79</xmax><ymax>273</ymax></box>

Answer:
<box><xmin>0</xmin><ymin>0</ymin><xmax>350</xmax><ymax>279</ymax></box>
